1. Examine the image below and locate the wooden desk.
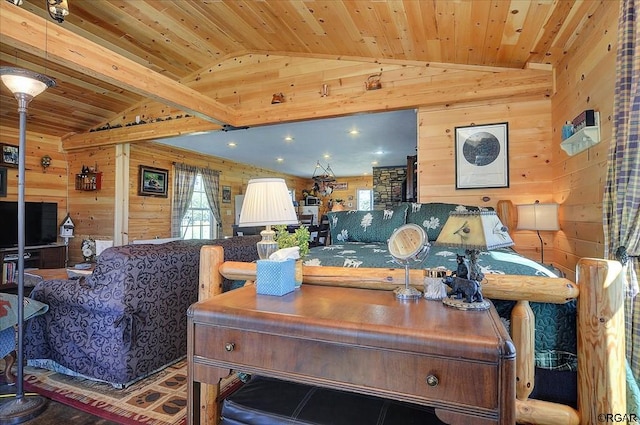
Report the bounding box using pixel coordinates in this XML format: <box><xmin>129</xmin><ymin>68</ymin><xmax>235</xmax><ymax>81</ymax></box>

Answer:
<box><xmin>187</xmin><ymin>285</ymin><xmax>515</xmax><ymax>425</ymax></box>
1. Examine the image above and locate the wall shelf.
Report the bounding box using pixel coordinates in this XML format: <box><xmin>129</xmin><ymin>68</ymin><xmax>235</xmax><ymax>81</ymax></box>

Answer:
<box><xmin>560</xmin><ymin>112</ymin><xmax>600</xmax><ymax>156</ymax></box>
<box><xmin>75</xmin><ymin>171</ymin><xmax>102</xmax><ymax>191</ymax></box>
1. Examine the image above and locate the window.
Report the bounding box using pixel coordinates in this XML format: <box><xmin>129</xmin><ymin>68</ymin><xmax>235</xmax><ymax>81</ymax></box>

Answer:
<box><xmin>180</xmin><ymin>174</ymin><xmax>217</xmax><ymax>239</ymax></box>
<box><xmin>357</xmin><ymin>189</ymin><xmax>373</xmax><ymax>211</ymax></box>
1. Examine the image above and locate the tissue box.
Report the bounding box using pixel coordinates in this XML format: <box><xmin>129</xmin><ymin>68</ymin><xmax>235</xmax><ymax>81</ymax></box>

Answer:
<box><xmin>256</xmin><ymin>259</ymin><xmax>295</xmax><ymax>296</ymax></box>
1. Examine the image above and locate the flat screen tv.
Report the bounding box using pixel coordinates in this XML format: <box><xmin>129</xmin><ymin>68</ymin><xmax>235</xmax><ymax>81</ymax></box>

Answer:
<box><xmin>0</xmin><ymin>201</ymin><xmax>58</xmax><ymax>249</ymax></box>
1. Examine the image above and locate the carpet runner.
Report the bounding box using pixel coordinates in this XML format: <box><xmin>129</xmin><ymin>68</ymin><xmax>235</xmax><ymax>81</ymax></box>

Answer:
<box><xmin>23</xmin><ymin>360</ymin><xmax>242</xmax><ymax>425</ymax></box>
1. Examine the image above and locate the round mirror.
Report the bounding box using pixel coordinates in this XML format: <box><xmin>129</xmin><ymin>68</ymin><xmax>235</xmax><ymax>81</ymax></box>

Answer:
<box><xmin>388</xmin><ymin>224</ymin><xmax>429</xmax><ymax>262</ymax></box>
<box><xmin>388</xmin><ymin>224</ymin><xmax>430</xmax><ymax>301</ymax></box>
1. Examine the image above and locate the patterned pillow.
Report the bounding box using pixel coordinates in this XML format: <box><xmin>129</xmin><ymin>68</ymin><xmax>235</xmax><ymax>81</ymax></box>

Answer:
<box><xmin>328</xmin><ymin>205</ymin><xmax>408</xmax><ymax>243</ymax></box>
<box><xmin>404</xmin><ymin>202</ymin><xmax>491</xmax><ymax>241</ymax></box>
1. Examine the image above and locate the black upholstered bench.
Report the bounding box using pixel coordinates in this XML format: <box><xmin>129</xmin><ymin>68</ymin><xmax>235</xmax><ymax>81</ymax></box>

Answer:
<box><xmin>221</xmin><ymin>376</ymin><xmax>447</xmax><ymax>425</ymax></box>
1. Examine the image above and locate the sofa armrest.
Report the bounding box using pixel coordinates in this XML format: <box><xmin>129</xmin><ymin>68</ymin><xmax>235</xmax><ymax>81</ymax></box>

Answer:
<box><xmin>30</xmin><ymin>278</ymin><xmax>126</xmax><ymax>316</ymax></box>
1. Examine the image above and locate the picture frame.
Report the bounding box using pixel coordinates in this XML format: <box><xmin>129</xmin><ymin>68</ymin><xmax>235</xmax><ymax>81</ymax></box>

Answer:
<box><xmin>138</xmin><ymin>165</ymin><xmax>169</xmax><ymax>197</ymax></box>
<box><xmin>222</xmin><ymin>186</ymin><xmax>231</xmax><ymax>203</ymax></box>
<box><xmin>0</xmin><ymin>144</ymin><xmax>19</xmax><ymax>168</ymax></box>
<box><xmin>0</xmin><ymin>167</ymin><xmax>7</xmax><ymax>197</ymax></box>
<box><xmin>454</xmin><ymin>122</ymin><xmax>509</xmax><ymax>189</ymax></box>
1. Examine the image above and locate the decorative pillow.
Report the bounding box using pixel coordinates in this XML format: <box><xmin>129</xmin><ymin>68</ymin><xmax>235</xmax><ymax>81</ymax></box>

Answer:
<box><xmin>404</xmin><ymin>202</ymin><xmax>491</xmax><ymax>241</ymax></box>
<box><xmin>328</xmin><ymin>205</ymin><xmax>408</xmax><ymax>243</ymax></box>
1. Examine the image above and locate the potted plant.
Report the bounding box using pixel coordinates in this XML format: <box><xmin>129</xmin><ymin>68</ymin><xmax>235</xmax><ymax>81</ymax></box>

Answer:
<box><xmin>274</xmin><ymin>225</ymin><xmax>310</xmax><ymax>287</ymax></box>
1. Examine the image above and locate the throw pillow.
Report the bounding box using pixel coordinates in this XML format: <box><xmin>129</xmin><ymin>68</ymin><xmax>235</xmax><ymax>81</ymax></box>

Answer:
<box><xmin>328</xmin><ymin>205</ymin><xmax>408</xmax><ymax>243</ymax></box>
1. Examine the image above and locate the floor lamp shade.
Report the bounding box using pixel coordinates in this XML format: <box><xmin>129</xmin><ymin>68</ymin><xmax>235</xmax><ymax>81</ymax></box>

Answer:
<box><xmin>516</xmin><ymin>203</ymin><xmax>560</xmax><ymax>231</ymax></box>
<box><xmin>238</xmin><ymin>178</ymin><xmax>298</xmax><ymax>259</ymax></box>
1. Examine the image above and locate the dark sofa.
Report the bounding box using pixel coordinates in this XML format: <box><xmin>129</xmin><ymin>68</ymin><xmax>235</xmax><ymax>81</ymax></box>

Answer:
<box><xmin>25</xmin><ymin>236</ymin><xmax>259</xmax><ymax>388</ymax></box>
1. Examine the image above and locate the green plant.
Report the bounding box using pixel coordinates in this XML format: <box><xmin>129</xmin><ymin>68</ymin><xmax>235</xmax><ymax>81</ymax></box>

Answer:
<box><xmin>274</xmin><ymin>225</ymin><xmax>310</xmax><ymax>257</ymax></box>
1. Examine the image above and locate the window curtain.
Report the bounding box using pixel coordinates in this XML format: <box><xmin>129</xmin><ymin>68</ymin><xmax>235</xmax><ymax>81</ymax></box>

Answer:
<box><xmin>603</xmin><ymin>0</ymin><xmax>640</xmax><ymax>377</ymax></box>
<box><xmin>172</xmin><ymin>163</ymin><xmax>197</xmax><ymax>238</ymax></box>
<box><xmin>200</xmin><ymin>167</ymin><xmax>222</xmax><ymax>238</ymax></box>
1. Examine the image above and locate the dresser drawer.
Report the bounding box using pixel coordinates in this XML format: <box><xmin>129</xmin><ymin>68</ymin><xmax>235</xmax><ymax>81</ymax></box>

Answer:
<box><xmin>193</xmin><ymin>326</ymin><xmax>499</xmax><ymax>410</ymax></box>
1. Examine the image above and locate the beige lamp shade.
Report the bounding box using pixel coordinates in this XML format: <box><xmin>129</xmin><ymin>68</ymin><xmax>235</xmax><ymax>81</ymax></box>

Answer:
<box><xmin>517</xmin><ymin>203</ymin><xmax>559</xmax><ymax>231</ymax></box>
<box><xmin>238</xmin><ymin>178</ymin><xmax>298</xmax><ymax>227</ymax></box>
<box><xmin>435</xmin><ymin>210</ymin><xmax>514</xmax><ymax>250</ymax></box>
<box><xmin>0</xmin><ymin>67</ymin><xmax>55</xmax><ymax>98</ymax></box>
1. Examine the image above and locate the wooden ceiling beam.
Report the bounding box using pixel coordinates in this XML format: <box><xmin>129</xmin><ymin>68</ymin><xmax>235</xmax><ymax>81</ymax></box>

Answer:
<box><xmin>63</xmin><ymin>116</ymin><xmax>221</xmax><ymax>151</ymax></box>
<box><xmin>0</xmin><ymin>2</ymin><xmax>235</xmax><ymax>126</ymax></box>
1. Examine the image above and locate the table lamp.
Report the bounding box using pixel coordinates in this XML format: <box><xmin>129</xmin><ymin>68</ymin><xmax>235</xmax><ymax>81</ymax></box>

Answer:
<box><xmin>238</xmin><ymin>178</ymin><xmax>299</xmax><ymax>259</ymax></box>
<box><xmin>516</xmin><ymin>201</ymin><xmax>559</xmax><ymax>264</ymax></box>
<box><xmin>435</xmin><ymin>210</ymin><xmax>514</xmax><ymax>283</ymax></box>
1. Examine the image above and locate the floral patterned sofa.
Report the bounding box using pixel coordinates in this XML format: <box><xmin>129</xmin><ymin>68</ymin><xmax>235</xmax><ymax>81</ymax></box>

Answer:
<box><xmin>24</xmin><ymin>236</ymin><xmax>259</xmax><ymax>388</ymax></box>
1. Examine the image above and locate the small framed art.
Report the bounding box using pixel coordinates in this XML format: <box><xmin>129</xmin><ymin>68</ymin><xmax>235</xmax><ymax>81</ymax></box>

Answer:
<box><xmin>138</xmin><ymin>165</ymin><xmax>169</xmax><ymax>197</ymax></box>
<box><xmin>222</xmin><ymin>186</ymin><xmax>231</xmax><ymax>203</ymax></box>
<box><xmin>455</xmin><ymin>122</ymin><xmax>509</xmax><ymax>189</ymax></box>
<box><xmin>1</xmin><ymin>144</ymin><xmax>19</xmax><ymax>167</ymax></box>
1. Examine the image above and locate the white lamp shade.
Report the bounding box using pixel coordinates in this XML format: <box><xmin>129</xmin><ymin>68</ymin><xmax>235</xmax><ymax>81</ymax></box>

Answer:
<box><xmin>517</xmin><ymin>203</ymin><xmax>559</xmax><ymax>231</ymax></box>
<box><xmin>238</xmin><ymin>178</ymin><xmax>298</xmax><ymax>226</ymax></box>
<box><xmin>0</xmin><ymin>67</ymin><xmax>56</xmax><ymax>98</ymax></box>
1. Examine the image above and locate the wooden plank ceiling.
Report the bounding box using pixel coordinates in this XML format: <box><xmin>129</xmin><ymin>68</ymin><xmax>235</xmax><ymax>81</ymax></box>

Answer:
<box><xmin>0</xmin><ymin>0</ymin><xmax>600</xmax><ymax>143</ymax></box>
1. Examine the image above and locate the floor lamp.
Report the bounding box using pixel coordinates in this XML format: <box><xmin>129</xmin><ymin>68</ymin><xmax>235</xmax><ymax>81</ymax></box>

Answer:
<box><xmin>516</xmin><ymin>201</ymin><xmax>559</xmax><ymax>264</ymax></box>
<box><xmin>0</xmin><ymin>67</ymin><xmax>55</xmax><ymax>424</ymax></box>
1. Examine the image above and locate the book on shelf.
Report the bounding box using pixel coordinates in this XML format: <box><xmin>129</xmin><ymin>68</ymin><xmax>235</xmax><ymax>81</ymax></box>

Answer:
<box><xmin>2</xmin><ymin>262</ymin><xmax>16</xmax><ymax>285</ymax></box>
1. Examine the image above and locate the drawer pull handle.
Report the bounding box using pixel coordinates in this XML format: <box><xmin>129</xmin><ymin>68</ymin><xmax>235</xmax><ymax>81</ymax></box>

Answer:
<box><xmin>225</xmin><ymin>343</ymin><xmax>235</xmax><ymax>352</ymax></box>
<box><xmin>426</xmin><ymin>374</ymin><xmax>439</xmax><ymax>387</ymax></box>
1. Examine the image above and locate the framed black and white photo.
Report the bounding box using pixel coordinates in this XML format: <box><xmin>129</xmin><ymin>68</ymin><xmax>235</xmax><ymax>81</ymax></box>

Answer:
<box><xmin>222</xmin><ymin>186</ymin><xmax>231</xmax><ymax>203</ymax></box>
<box><xmin>455</xmin><ymin>122</ymin><xmax>509</xmax><ymax>189</ymax></box>
<box><xmin>0</xmin><ymin>144</ymin><xmax>19</xmax><ymax>167</ymax></box>
<box><xmin>0</xmin><ymin>167</ymin><xmax>6</xmax><ymax>197</ymax></box>
<box><xmin>138</xmin><ymin>165</ymin><xmax>169</xmax><ymax>197</ymax></box>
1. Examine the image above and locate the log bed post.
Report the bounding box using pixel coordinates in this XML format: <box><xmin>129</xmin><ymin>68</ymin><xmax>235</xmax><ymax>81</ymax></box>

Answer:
<box><xmin>576</xmin><ymin>258</ymin><xmax>626</xmax><ymax>424</ymax></box>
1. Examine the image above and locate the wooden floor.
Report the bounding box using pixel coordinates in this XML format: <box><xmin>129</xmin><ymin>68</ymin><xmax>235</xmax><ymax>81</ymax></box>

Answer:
<box><xmin>0</xmin><ymin>383</ymin><xmax>119</xmax><ymax>425</ymax></box>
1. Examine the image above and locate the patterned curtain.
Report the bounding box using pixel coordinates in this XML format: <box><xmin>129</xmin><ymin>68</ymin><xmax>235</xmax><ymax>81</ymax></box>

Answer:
<box><xmin>172</xmin><ymin>163</ymin><xmax>197</xmax><ymax>238</ymax></box>
<box><xmin>603</xmin><ymin>0</ymin><xmax>640</xmax><ymax>377</ymax></box>
<box><xmin>200</xmin><ymin>167</ymin><xmax>222</xmax><ymax>238</ymax></box>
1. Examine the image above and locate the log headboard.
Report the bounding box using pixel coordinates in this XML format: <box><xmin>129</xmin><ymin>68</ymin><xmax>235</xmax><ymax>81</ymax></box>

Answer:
<box><xmin>197</xmin><ymin>246</ymin><xmax>627</xmax><ymax>425</ymax></box>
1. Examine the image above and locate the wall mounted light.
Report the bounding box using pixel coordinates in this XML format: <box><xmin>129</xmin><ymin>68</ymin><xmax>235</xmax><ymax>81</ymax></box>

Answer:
<box><xmin>40</xmin><ymin>154</ymin><xmax>51</xmax><ymax>172</ymax></box>
<box><xmin>47</xmin><ymin>0</ymin><xmax>69</xmax><ymax>23</ymax></box>
<box><xmin>517</xmin><ymin>201</ymin><xmax>559</xmax><ymax>264</ymax></box>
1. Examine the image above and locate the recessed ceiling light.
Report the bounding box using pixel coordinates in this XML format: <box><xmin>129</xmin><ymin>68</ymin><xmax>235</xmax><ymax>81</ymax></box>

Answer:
<box><xmin>227</xmin><ymin>142</ymin><xmax>236</xmax><ymax>147</ymax></box>
<box><xmin>371</xmin><ymin>161</ymin><xmax>378</xmax><ymax>165</ymax></box>
<box><xmin>375</xmin><ymin>150</ymin><xmax>384</xmax><ymax>155</ymax></box>
<box><xmin>284</xmin><ymin>136</ymin><xmax>294</xmax><ymax>141</ymax></box>
<box><xmin>276</xmin><ymin>157</ymin><xmax>284</xmax><ymax>162</ymax></box>
<box><xmin>323</xmin><ymin>154</ymin><xmax>331</xmax><ymax>159</ymax></box>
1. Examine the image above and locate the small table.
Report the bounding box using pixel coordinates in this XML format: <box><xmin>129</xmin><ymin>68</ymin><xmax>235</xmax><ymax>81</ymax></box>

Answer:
<box><xmin>187</xmin><ymin>285</ymin><xmax>515</xmax><ymax>425</ymax></box>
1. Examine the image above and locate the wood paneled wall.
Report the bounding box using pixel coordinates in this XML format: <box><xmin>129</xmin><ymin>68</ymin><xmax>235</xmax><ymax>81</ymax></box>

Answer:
<box><xmin>0</xmin><ymin>126</ymin><xmax>68</xmax><ymax>236</ymax></box>
<box><xmin>417</xmin><ymin>95</ymin><xmax>553</xmax><ymax>262</ymax></box>
<box><xmin>551</xmin><ymin>2</ymin><xmax>617</xmax><ymax>280</ymax></box>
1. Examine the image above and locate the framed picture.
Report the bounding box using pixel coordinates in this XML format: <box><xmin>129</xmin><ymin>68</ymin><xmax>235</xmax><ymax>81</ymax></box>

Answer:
<box><xmin>454</xmin><ymin>122</ymin><xmax>509</xmax><ymax>189</ymax></box>
<box><xmin>0</xmin><ymin>144</ymin><xmax>19</xmax><ymax>167</ymax></box>
<box><xmin>0</xmin><ymin>167</ymin><xmax>6</xmax><ymax>197</ymax></box>
<box><xmin>138</xmin><ymin>165</ymin><xmax>169</xmax><ymax>197</ymax></box>
<box><xmin>222</xmin><ymin>186</ymin><xmax>231</xmax><ymax>203</ymax></box>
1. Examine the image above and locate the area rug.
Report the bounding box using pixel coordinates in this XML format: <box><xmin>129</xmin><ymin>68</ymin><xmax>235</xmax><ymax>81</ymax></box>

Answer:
<box><xmin>23</xmin><ymin>360</ymin><xmax>242</xmax><ymax>425</ymax></box>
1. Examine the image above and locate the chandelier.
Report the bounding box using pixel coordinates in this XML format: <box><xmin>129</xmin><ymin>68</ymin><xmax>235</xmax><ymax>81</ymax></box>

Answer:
<box><xmin>311</xmin><ymin>161</ymin><xmax>336</xmax><ymax>197</ymax></box>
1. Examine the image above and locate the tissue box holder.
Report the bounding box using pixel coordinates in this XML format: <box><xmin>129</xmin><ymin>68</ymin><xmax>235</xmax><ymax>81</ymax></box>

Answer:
<box><xmin>256</xmin><ymin>259</ymin><xmax>295</xmax><ymax>296</ymax></box>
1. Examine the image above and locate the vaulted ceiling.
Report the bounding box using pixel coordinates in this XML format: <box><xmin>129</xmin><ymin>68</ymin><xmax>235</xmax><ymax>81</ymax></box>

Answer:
<box><xmin>0</xmin><ymin>0</ymin><xmax>601</xmax><ymax>176</ymax></box>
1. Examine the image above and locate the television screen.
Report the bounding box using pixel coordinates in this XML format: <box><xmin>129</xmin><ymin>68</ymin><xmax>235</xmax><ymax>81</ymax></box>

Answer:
<box><xmin>0</xmin><ymin>201</ymin><xmax>58</xmax><ymax>249</ymax></box>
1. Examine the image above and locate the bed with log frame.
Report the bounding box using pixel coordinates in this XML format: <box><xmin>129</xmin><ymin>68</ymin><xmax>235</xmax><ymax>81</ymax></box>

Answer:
<box><xmin>195</xmin><ymin>245</ymin><xmax>628</xmax><ymax>425</ymax></box>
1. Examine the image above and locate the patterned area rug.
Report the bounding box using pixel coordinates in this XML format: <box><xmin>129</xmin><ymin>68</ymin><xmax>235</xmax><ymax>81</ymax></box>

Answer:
<box><xmin>23</xmin><ymin>360</ymin><xmax>242</xmax><ymax>425</ymax></box>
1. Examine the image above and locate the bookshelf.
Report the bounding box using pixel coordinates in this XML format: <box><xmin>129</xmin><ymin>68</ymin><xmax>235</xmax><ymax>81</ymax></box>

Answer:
<box><xmin>1</xmin><ymin>244</ymin><xmax>65</xmax><ymax>288</ymax></box>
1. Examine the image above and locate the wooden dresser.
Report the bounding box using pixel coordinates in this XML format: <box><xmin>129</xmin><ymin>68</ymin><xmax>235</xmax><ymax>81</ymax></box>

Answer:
<box><xmin>187</xmin><ymin>285</ymin><xmax>515</xmax><ymax>425</ymax></box>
